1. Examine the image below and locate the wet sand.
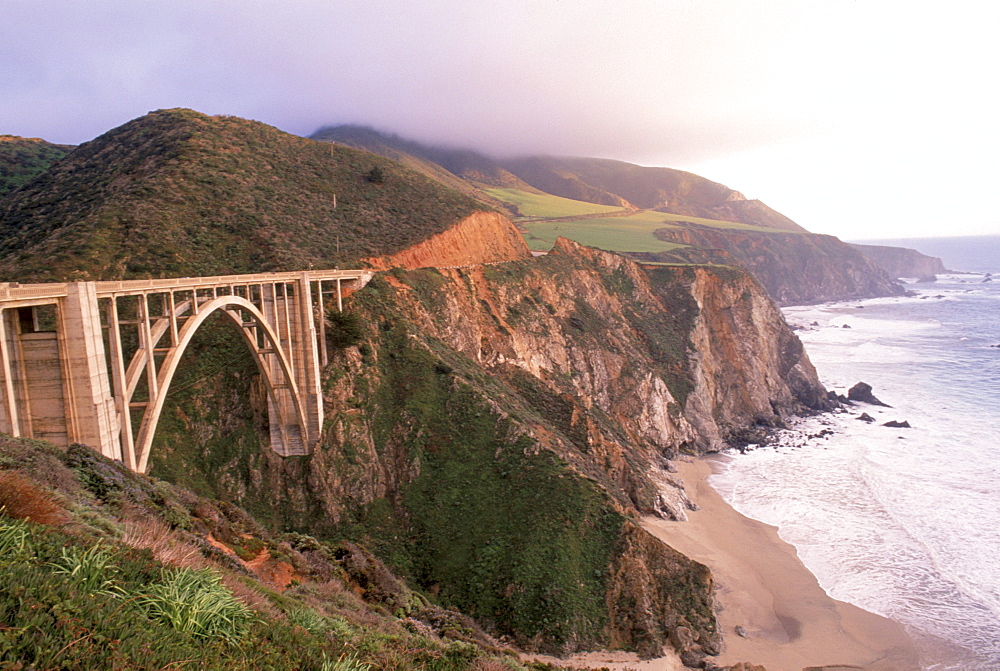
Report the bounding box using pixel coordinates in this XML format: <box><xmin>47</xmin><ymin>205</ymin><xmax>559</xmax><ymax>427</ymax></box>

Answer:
<box><xmin>643</xmin><ymin>457</ymin><xmax>922</xmax><ymax>671</ymax></box>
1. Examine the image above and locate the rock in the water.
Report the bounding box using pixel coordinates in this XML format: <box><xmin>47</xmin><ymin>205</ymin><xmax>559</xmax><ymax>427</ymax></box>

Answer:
<box><xmin>847</xmin><ymin>382</ymin><xmax>891</xmax><ymax>407</ymax></box>
<box><xmin>883</xmin><ymin>420</ymin><xmax>911</xmax><ymax>428</ymax></box>
<box><xmin>842</xmin><ymin>324</ymin><xmax>852</xmax><ymax>329</ymax></box>
<box><xmin>856</xmin><ymin>413</ymin><xmax>876</xmax><ymax>423</ymax></box>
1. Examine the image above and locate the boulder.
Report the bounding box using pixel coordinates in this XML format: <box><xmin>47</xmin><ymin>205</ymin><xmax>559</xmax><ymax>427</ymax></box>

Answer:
<box><xmin>847</xmin><ymin>382</ymin><xmax>891</xmax><ymax>407</ymax></box>
<box><xmin>883</xmin><ymin>420</ymin><xmax>911</xmax><ymax>428</ymax></box>
<box><xmin>856</xmin><ymin>413</ymin><xmax>876</xmax><ymax>423</ymax></box>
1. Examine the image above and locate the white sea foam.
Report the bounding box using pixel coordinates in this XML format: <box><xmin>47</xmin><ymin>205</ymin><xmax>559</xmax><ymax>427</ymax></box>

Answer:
<box><xmin>712</xmin><ymin>272</ymin><xmax>1000</xmax><ymax>670</ymax></box>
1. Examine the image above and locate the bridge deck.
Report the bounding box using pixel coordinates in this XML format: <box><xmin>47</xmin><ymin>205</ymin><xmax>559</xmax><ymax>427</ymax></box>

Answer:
<box><xmin>0</xmin><ymin>269</ymin><xmax>370</xmax><ymax>305</ymax></box>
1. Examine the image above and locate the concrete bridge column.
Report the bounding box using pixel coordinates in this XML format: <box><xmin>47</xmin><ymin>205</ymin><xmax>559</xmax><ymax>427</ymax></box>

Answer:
<box><xmin>60</xmin><ymin>283</ymin><xmax>120</xmax><ymax>459</ymax></box>
<box><xmin>293</xmin><ymin>273</ymin><xmax>323</xmax><ymax>448</ymax></box>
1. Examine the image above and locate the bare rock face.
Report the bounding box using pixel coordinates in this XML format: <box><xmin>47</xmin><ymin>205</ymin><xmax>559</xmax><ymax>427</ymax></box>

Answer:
<box><xmin>364</xmin><ymin>211</ymin><xmax>531</xmax><ymax>270</ymax></box>
<box><xmin>658</xmin><ymin>264</ymin><xmax>832</xmax><ymax>451</ymax></box>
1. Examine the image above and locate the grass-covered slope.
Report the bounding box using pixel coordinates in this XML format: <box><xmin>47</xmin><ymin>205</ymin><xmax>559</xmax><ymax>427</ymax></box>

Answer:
<box><xmin>0</xmin><ymin>110</ymin><xmax>484</xmax><ymax>281</ymax></box>
<box><xmin>499</xmin><ymin>155</ymin><xmax>806</xmax><ymax>232</ymax></box>
<box><xmin>0</xmin><ymin>435</ymin><xmax>527</xmax><ymax>670</ymax></box>
<box><xmin>0</xmin><ymin>136</ymin><xmax>74</xmax><ymax>198</ymax></box>
<box><xmin>312</xmin><ymin>126</ymin><xmax>804</xmax><ymax>233</ymax></box>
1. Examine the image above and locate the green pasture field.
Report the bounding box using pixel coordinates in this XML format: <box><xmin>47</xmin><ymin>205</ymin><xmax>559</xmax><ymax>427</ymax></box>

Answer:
<box><xmin>484</xmin><ymin>188</ymin><xmax>624</xmax><ymax>218</ymax></box>
<box><xmin>487</xmin><ymin>188</ymin><xmax>787</xmax><ymax>253</ymax></box>
<box><xmin>519</xmin><ymin>209</ymin><xmax>781</xmax><ymax>253</ymax></box>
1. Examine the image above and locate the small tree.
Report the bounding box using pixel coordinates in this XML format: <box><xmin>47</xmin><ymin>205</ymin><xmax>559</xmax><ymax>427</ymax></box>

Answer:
<box><xmin>365</xmin><ymin>166</ymin><xmax>384</xmax><ymax>184</ymax></box>
<box><xmin>326</xmin><ymin>309</ymin><xmax>364</xmax><ymax>349</ymax></box>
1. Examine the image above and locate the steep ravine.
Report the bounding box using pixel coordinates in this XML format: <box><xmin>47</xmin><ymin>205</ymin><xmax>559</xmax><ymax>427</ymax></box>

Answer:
<box><xmin>150</xmin><ymin>237</ymin><xmax>830</xmax><ymax>664</ymax></box>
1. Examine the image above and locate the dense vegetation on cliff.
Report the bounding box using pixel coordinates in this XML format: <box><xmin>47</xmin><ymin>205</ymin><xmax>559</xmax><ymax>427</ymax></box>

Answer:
<box><xmin>0</xmin><ymin>110</ymin><xmax>484</xmax><ymax>281</ymax></box>
<box><xmin>0</xmin><ymin>135</ymin><xmax>73</xmax><ymax>197</ymax></box>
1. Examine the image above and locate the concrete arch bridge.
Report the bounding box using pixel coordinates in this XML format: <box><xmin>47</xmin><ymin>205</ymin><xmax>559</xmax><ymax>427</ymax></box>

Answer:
<box><xmin>0</xmin><ymin>270</ymin><xmax>372</xmax><ymax>472</ymax></box>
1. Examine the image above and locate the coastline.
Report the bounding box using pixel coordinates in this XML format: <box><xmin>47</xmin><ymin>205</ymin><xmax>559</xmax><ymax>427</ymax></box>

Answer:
<box><xmin>643</xmin><ymin>456</ymin><xmax>922</xmax><ymax>671</ymax></box>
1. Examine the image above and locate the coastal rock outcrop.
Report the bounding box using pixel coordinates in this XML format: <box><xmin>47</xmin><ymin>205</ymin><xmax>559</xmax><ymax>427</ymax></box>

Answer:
<box><xmin>633</xmin><ymin>224</ymin><xmax>905</xmax><ymax>305</ymax></box>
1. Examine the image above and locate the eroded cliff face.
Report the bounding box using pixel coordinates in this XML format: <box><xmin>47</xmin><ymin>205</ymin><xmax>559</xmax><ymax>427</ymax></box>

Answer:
<box><xmin>150</xmin><ymin>237</ymin><xmax>829</xmax><ymax>661</ymax></box>
<box><xmin>363</xmin><ymin>211</ymin><xmax>531</xmax><ymax>269</ymax></box>
<box><xmin>673</xmin><ymin>264</ymin><xmax>830</xmax><ymax>450</ymax></box>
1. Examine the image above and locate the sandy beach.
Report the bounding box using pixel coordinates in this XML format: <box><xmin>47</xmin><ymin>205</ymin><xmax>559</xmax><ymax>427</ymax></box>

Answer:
<box><xmin>642</xmin><ymin>456</ymin><xmax>922</xmax><ymax>671</ymax></box>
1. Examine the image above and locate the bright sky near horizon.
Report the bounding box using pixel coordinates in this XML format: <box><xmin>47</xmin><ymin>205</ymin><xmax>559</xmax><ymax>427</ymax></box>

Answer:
<box><xmin>3</xmin><ymin>1</ymin><xmax>998</xmax><ymax>241</ymax></box>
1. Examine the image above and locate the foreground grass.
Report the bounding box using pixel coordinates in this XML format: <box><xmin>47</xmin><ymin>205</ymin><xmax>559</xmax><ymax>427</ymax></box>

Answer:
<box><xmin>0</xmin><ymin>436</ymin><xmax>539</xmax><ymax>671</ymax></box>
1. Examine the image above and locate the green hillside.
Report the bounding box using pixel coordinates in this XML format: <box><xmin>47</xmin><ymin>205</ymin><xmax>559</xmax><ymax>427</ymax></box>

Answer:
<box><xmin>500</xmin><ymin>155</ymin><xmax>807</xmax><ymax>232</ymax></box>
<box><xmin>0</xmin><ymin>135</ymin><xmax>74</xmax><ymax>197</ymax></box>
<box><xmin>0</xmin><ymin>110</ymin><xmax>484</xmax><ymax>281</ymax></box>
<box><xmin>485</xmin><ymin>187</ymin><xmax>783</xmax><ymax>254</ymax></box>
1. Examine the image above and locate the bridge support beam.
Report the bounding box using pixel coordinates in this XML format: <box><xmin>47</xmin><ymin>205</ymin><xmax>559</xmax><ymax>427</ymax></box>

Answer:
<box><xmin>60</xmin><ymin>283</ymin><xmax>120</xmax><ymax>459</ymax></box>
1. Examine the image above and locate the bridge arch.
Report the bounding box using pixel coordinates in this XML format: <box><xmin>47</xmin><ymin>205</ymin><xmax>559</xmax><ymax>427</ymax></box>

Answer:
<box><xmin>131</xmin><ymin>295</ymin><xmax>308</xmax><ymax>473</ymax></box>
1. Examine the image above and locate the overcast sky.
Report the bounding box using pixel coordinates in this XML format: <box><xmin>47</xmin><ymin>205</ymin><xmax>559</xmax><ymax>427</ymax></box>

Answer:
<box><xmin>3</xmin><ymin>0</ymin><xmax>998</xmax><ymax>240</ymax></box>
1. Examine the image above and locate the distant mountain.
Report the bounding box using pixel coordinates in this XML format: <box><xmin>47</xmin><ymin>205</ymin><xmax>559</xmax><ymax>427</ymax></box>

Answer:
<box><xmin>501</xmin><ymin>155</ymin><xmax>807</xmax><ymax>232</ymax></box>
<box><xmin>0</xmin><ymin>135</ymin><xmax>74</xmax><ymax>197</ymax></box>
<box><xmin>311</xmin><ymin>125</ymin><xmax>903</xmax><ymax>304</ymax></box>
<box><xmin>0</xmin><ymin>110</ymin><xmax>487</xmax><ymax>281</ymax></box>
<box><xmin>850</xmin><ymin>243</ymin><xmax>949</xmax><ymax>280</ymax></box>
<box><xmin>313</xmin><ymin>126</ymin><xmax>805</xmax><ymax>233</ymax></box>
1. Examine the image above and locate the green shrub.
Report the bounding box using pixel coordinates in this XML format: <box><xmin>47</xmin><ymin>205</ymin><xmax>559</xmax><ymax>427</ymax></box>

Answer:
<box><xmin>136</xmin><ymin>567</ymin><xmax>255</xmax><ymax>643</ymax></box>
<box><xmin>321</xmin><ymin>652</ymin><xmax>371</xmax><ymax>671</ymax></box>
<box><xmin>326</xmin><ymin>309</ymin><xmax>364</xmax><ymax>349</ymax></box>
<box><xmin>0</xmin><ymin>515</ymin><xmax>30</xmax><ymax>562</ymax></box>
<box><xmin>49</xmin><ymin>544</ymin><xmax>119</xmax><ymax>595</ymax></box>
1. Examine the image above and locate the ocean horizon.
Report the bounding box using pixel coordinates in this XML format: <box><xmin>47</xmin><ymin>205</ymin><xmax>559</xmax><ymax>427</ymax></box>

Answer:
<box><xmin>710</xmin><ymin>234</ymin><xmax>1000</xmax><ymax>670</ymax></box>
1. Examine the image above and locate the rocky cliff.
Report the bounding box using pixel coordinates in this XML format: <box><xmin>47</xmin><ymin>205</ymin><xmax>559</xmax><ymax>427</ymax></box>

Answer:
<box><xmin>634</xmin><ymin>224</ymin><xmax>906</xmax><ymax>305</ymax></box>
<box><xmin>850</xmin><ymin>242</ymin><xmax>949</xmax><ymax>280</ymax></box>
<box><xmin>148</xmin><ymin>238</ymin><xmax>829</xmax><ymax>662</ymax></box>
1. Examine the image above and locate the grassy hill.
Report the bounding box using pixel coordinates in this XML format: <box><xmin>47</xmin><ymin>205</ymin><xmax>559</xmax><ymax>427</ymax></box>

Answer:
<box><xmin>0</xmin><ymin>135</ymin><xmax>74</xmax><ymax>197</ymax></box>
<box><xmin>310</xmin><ymin>126</ymin><xmax>902</xmax><ymax>304</ymax></box>
<box><xmin>499</xmin><ymin>155</ymin><xmax>806</xmax><ymax>232</ymax></box>
<box><xmin>0</xmin><ymin>110</ymin><xmax>485</xmax><ymax>281</ymax></box>
<box><xmin>489</xmin><ymin>187</ymin><xmax>786</xmax><ymax>254</ymax></box>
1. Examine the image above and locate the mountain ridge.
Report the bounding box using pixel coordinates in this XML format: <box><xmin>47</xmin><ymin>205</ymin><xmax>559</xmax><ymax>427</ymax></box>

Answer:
<box><xmin>0</xmin><ymin>110</ymin><xmax>495</xmax><ymax>281</ymax></box>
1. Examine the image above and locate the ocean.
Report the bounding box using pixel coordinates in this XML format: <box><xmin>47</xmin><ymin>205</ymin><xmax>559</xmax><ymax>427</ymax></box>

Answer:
<box><xmin>708</xmin><ymin>235</ymin><xmax>1000</xmax><ymax>670</ymax></box>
